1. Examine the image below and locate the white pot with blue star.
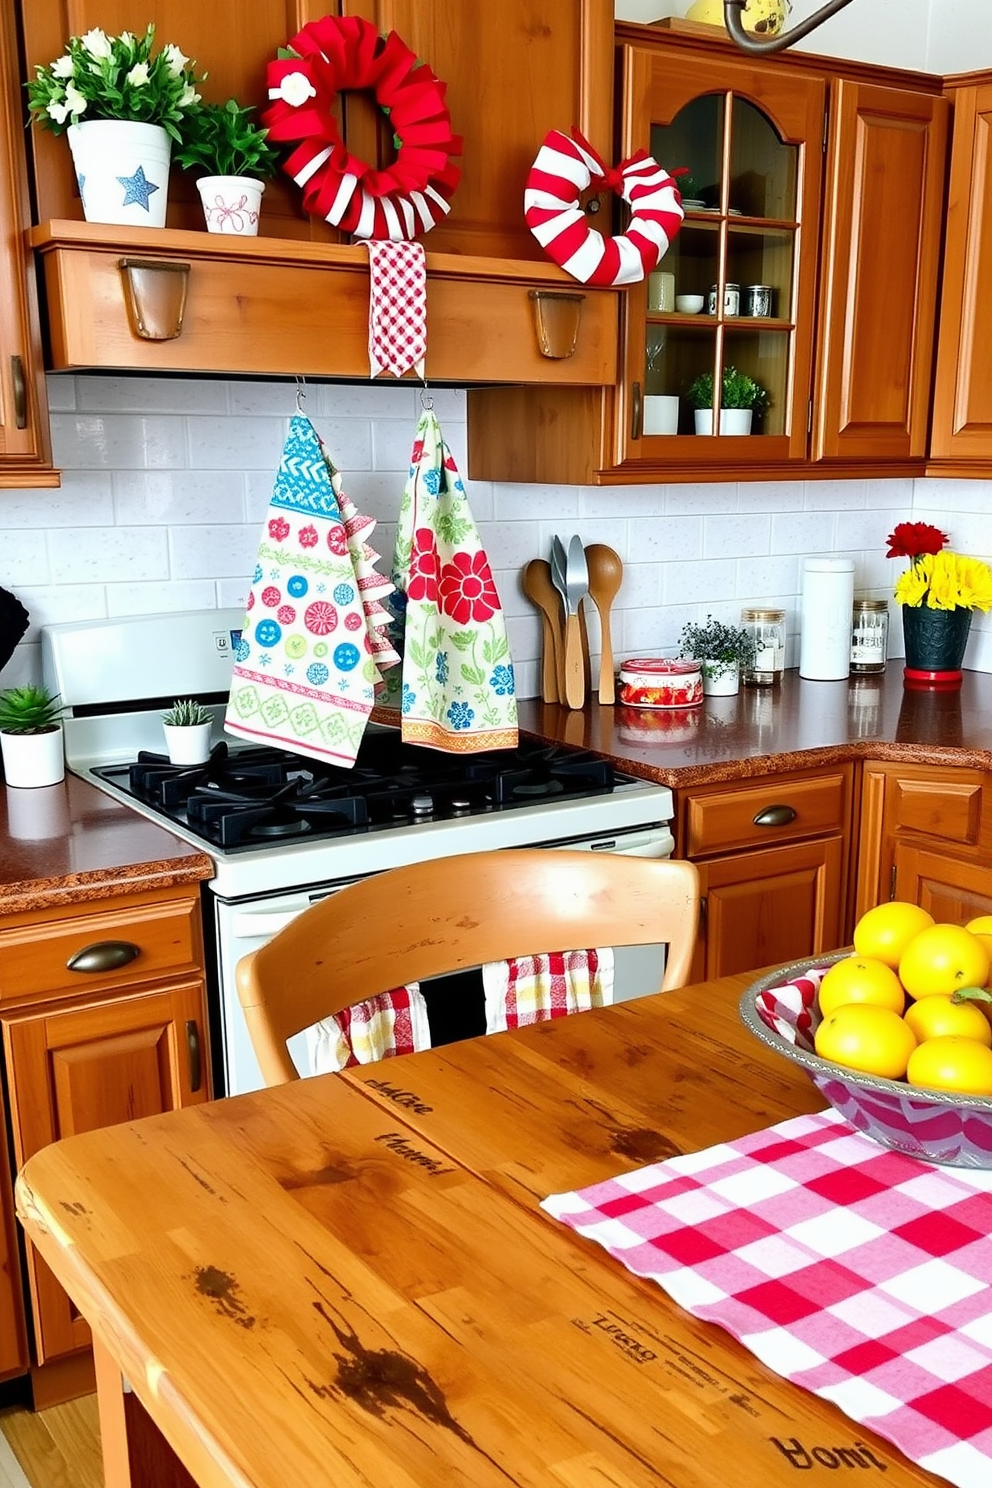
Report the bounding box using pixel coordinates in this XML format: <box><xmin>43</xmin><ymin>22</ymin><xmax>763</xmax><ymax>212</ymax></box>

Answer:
<box><xmin>67</xmin><ymin>119</ymin><xmax>172</xmax><ymax>228</ymax></box>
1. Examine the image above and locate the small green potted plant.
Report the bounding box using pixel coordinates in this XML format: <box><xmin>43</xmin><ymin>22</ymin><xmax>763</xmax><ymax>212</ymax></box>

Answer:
<box><xmin>162</xmin><ymin>698</ymin><xmax>213</xmax><ymax>765</ymax></box>
<box><xmin>687</xmin><ymin>365</ymin><xmax>769</xmax><ymax>436</ymax></box>
<box><xmin>175</xmin><ymin>99</ymin><xmax>280</xmax><ymax>235</ymax></box>
<box><xmin>678</xmin><ymin>615</ymin><xmax>756</xmax><ymax>696</ymax></box>
<box><xmin>0</xmin><ymin>684</ymin><xmax>66</xmax><ymax>788</ymax></box>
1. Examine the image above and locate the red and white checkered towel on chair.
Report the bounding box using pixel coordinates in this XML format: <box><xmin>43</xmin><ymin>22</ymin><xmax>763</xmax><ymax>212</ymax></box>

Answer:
<box><xmin>307</xmin><ymin>985</ymin><xmax>431</xmax><ymax>1073</ymax></box>
<box><xmin>484</xmin><ymin>948</ymin><xmax>614</xmax><ymax>1033</ymax></box>
<box><xmin>542</xmin><ymin>1108</ymin><xmax>992</xmax><ymax>1488</ymax></box>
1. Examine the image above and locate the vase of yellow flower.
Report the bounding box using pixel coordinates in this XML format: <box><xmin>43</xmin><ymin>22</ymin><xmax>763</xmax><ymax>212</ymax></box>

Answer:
<box><xmin>887</xmin><ymin>522</ymin><xmax>992</xmax><ymax>686</ymax></box>
<box><xmin>25</xmin><ymin>25</ymin><xmax>203</xmax><ymax>228</ymax></box>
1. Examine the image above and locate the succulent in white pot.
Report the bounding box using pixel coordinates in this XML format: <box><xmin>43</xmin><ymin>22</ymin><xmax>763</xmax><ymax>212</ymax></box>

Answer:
<box><xmin>0</xmin><ymin>684</ymin><xmax>66</xmax><ymax>788</ymax></box>
<box><xmin>162</xmin><ymin>698</ymin><xmax>213</xmax><ymax>765</ymax></box>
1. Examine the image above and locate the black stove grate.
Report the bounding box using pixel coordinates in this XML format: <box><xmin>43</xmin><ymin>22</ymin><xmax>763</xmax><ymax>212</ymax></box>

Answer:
<box><xmin>92</xmin><ymin>733</ymin><xmax>622</xmax><ymax>853</ymax></box>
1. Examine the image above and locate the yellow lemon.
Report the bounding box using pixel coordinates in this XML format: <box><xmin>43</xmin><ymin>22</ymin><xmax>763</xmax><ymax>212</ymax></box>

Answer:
<box><xmin>852</xmin><ymin>901</ymin><xmax>934</xmax><ymax>969</ymax></box>
<box><xmin>898</xmin><ymin>924</ymin><xmax>990</xmax><ymax>1000</ymax></box>
<box><xmin>906</xmin><ymin>1036</ymin><xmax>992</xmax><ymax>1097</ymax></box>
<box><xmin>903</xmin><ymin>994</ymin><xmax>992</xmax><ymax>1047</ymax></box>
<box><xmin>814</xmin><ymin>1004</ymin><xmax>917</xmax><ymax>1080</ymax></box>
<box><xmin>817</xmin><ymin>957</ymin><xmax>905</xmax><ymax>1018</ymax></box>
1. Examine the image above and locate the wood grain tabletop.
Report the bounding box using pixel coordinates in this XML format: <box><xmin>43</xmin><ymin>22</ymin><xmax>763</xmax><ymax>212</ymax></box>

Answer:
<box><xmin>16</xmin><ymin>972</ymin><xmax>943</xmax><ymax>1488</ymax></box>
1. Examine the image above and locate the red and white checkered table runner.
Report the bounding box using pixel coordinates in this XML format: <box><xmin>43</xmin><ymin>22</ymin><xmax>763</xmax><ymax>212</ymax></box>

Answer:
<box><xmin>367</xmin><ymin>240</ymin><xmax>427</xmax><ymax>378</ymax></box>
<box><xmin>543</xmin><ymin>1109</ymin><xmax>992</xmax><ymax>1488</ymax></box>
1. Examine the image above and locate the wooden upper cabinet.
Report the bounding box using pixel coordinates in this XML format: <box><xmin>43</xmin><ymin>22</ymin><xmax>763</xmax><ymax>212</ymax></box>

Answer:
<box><xmin>930</xmin><ymin>78</ymin><xmax>992</xmax><ymax>468</ymax></box>
<box><xmin>814</xmin><ymin>80</ymin><xmax>948</xmax><ymax>462</ymax></box>
<box><xmin>615</xmin><ymin>43</ymin><xmax>824</xmax><ymax>472</ymax></box>
<box><xmin>0</xmin><ymin>0</ymin><xmax>53</xmax><ymax>485</ymax></box>
<box><xmin>22</xmin><ymin>0</ymin><xmax>615</xmax><ymax>260</ymax></box>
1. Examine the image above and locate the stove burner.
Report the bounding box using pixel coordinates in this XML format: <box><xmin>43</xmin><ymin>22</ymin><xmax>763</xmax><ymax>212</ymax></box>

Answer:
<box><xmin>91</xmin><ymin>733</ymin><xmax>622</xmax><ymax>854</ymax></box>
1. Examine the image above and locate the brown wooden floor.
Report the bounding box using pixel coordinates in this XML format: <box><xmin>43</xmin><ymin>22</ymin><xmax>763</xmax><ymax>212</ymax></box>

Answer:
<box><xmin>0</xmin><ymin>1397</ymin><xmax>102</xmax><ymax>1488</ymax></box>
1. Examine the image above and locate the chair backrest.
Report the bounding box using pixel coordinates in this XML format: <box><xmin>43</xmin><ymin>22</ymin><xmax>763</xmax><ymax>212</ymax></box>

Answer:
<box><xmin>236</xmin><ymin>849</ymin><xmax>700</xmax><ymax>1085</ymax></box>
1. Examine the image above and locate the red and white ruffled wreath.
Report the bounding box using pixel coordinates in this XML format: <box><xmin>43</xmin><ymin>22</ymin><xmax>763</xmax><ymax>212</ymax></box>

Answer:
<box><xmin>263</xmin><ymin>14</ymin><xmax>462</xmax><ymax>241</ymax></box>
<box><xmin>524</xmin><ymin>127</ymin><xmax>684</xmax><ymax>286</ymax></box>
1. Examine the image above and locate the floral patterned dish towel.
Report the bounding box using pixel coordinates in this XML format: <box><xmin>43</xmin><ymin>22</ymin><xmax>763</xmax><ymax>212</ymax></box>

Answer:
<box><xmin>226</xmin><ymin>415</ymin><xmax>398</xmax><ymax>766</ymax></box>
<box><xmin>386</xmin><ymin>405</ymin><xmax>517</xmax><ymax>751</ymax></box>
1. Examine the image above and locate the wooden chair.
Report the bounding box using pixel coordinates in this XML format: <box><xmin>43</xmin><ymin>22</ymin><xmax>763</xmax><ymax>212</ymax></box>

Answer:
<box><xmin>236</xmin><ymin>849</ymin><xmax>701</xmax><ymax>1086</ymax></box>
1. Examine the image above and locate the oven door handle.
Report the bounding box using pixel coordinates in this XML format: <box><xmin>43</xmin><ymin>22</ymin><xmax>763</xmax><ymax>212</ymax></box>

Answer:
<box><xmin>229</xmin><ymin>897</ymin><xmax>328</xmax><ymax>940</ymax></box>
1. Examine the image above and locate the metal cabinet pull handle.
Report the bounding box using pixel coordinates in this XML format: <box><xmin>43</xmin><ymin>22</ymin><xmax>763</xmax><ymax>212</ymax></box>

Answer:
<box><xmin>631</xmin><ymin>380</ymin><xmax>642</xmax><ymax>441</ymax></box>
<box><xmin>66</xmin><ymin>940</ymin><xmax>141</xmax><ymax>973</ymax></box>
<box><xmin>753</xmin><ymin>804</ymin><xmax>798</xmax><ymax>828</ymax></box>
<box><xmin>10</xmin><ymin>356</ymin><xmax>26</xmax><ymax>429</ymax></box>
<box><xmin>186</xmin><ymin>1020</ymin><xmax>202</xmax><ymax>1092</ymax></box>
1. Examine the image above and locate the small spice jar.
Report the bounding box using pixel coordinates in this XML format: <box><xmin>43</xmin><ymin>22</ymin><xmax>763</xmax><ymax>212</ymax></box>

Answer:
<box><xmin>618</xmin><ymin>658</ymin><xmax>703</xmax><ymax>709</ymax></box>
<box><xmin>850</xmin><ymin>598</ymin><xmax>889</xmax><ymax>674</ymax></box>
<box><xmin>741</xmin><ymin>608</ymin><xmax>786</xmax><ymax>686</ymax></box>
<box><xmin>707</xmin><ymin>283</ymin><xmax>740</xmax><ymax>316</ymax></box>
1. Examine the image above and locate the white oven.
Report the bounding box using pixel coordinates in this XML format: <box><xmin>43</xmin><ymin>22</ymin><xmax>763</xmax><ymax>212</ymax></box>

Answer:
<box><xmin>43</xmin><ymin>610</ymin><xmax>675</xmax><ymax>1098</ymax></box>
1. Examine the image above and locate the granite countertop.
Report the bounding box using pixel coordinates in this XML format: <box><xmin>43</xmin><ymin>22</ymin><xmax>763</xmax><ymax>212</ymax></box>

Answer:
<box><xmin>0</xmin><ymin>772</ymin><xmax>213</xmax><ymax>915</ymax></box>
<box><xmin>517</xmin><ymin>662</ymin><xmax>992</xmax><ymax>788</ymax></box>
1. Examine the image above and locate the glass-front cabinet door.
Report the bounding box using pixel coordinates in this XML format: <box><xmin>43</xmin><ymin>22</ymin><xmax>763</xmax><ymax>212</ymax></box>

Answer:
<box><xmin>615</xmin><ymin>45</ymin><xmax>825</xmax><ymax>471</ymax></box>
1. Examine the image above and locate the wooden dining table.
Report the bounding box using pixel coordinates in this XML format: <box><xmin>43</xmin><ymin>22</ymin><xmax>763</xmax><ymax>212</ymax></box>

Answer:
<box><xmin>15</xmin><ymin>970</ymin><xmax>946</xmax><ymax>1488</ymax></box>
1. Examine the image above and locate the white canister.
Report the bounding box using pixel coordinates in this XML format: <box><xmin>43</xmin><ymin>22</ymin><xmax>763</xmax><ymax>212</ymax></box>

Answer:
<box><xmin>799</xmin><ymin>556</ymin><xmax>855</xmax><ymax>680</ymax></box>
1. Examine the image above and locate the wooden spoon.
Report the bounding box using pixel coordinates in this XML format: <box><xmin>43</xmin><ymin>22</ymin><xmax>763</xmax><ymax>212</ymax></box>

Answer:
<box><xmin>522</xmin><ymin>558</ymin><xmax>563</xmax><ymax>704</ymax></box>
<box><xmin>584</xmin><ymin>544</ymin><xmax>623</xmax><ymax>704</ymax></box>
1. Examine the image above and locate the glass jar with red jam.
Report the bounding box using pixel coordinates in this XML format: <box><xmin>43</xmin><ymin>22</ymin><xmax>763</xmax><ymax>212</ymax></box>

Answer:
<box><xmin>617</xmin><ymin>658</ymin><xmax>704</xmax><ymax>709</ymax></box>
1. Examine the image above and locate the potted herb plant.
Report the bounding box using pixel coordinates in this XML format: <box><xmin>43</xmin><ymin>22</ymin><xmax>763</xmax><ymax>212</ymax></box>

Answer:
<box><xmin>0</xmin><ymin>684</ymin><xmax>66</xmax><ymax>788</ymax></box>
<box><xmin>25</xmin><ymin>25</ymin><xmax>203</xmax><ymax>228</ymax></box>
<box><xmin>175</xmin><ymin>99</ymin><xmax>280</xmax><ymax>235</ymax></box>
<box><xmin>687</xmin><ymin>365</ymin><xmax>769</xmax><ymax>436</ymax></box>
<box><xmin>679</xmin><ymin>615</ymin><xmax>756</xmax><ymax>696</ymax></box>
<box><xmin>162</xmin><ymin>698</ymin><xmax>213</xmax><ymax>765</ymax></box>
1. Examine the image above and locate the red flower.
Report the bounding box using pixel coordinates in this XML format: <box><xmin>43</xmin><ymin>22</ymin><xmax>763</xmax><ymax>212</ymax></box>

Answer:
<box><xmin>438</xmin><ymin>551</ymin><xmax>500</xmax><ymax>624</ymax></box>
<box><xmin>304</xmin><ymin>601</ymin><xmax>338</xmax><ymax>635</ymax></box>
<box><xmin>408</xmin><ymin>528</ymin><xmax>439</xmax><ymax>602</ymax></box>
<box><xmin>268</xmin><ymin>516</ymin><xmax>290</xmax><ymax>541</ymax></box>
<box><xmin>299</xmin><ymin>524</ymin><xmax>319</xmax><ymax>549</ymax></box>
<box><xmin>886</xmin><ymin>522</ymin><xmax>948</xmax><ymax>559</ymax></box>
<box><xmin>327</xmin><ymin>526</ymin><xmax>348</xmax><ymax>556</ymax></box>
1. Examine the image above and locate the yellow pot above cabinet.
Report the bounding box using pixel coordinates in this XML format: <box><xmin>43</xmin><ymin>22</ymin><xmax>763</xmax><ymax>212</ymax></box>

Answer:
<box><xmin>684</xmin><ymin>0</ymin><xmax>790</xmax><ymax>36</ymax></box>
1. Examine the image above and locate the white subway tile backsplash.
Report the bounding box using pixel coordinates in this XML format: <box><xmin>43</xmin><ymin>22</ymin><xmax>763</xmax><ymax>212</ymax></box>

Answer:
<box><xmin>49</xmin><ymin>527</ymin><xmax>169</xmax><ymax>585</ymax></box>
<box><xmin>168</xmin><ymin>524</ymin><xmax>259</xmax><ymax>580</ymax></box>
<box><xmin>0</xmin><ymin>372</ymin><xmax>985</xmax><ymax>694</ymax></box>
<box><xmin>703</xmin><ymin>513</ymin><xmax>771</xmax><ymax>559</ymax></box>
<box><xmin>52</xmin><ymin>413</ymin><xmax>188</xmax><ymax>469</ymax></box>
<box><xmin>185</xmin><ymin>415</ymin><xmax>287</xmax><ymax>471</ymax></box>
<box><xmin>113</xmin><ymin>471</ymin><xmax>246</xmax><ymax>525</ymax></box>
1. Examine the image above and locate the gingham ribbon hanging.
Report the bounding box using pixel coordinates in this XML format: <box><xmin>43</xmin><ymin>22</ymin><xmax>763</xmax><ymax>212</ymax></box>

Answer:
<box><xmin>524</xmin><ymin>127</ymin><xmax>684</xmax><ymax>286</ymax></box>
<box><xmin>367</xmin><ymin>240</ymin><xmax>427</xmax><ymax>378</ymax></box>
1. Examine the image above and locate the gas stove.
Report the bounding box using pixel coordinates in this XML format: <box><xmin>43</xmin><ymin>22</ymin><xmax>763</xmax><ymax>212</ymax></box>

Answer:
<box><xmin>43</xmin><ymin>609</ymin><xmax>675</xmax><ymax>901</ymax></box>
<box><xmin>43</xmin><ymin>609</ymin><xmax>675</xmax><ymax>1096</ymax></box>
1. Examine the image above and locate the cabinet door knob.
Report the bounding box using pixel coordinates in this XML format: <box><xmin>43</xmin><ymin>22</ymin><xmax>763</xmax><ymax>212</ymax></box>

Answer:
<box><xmin>10</xmin><ymin>356</ymin><xmax>26</xmax><ymax>429</ymax></box>
<box><xmin>631</xmin><ymin>380</ymin><xmax>643</xmax><ymax>442</ymax></box>
<box><xmin>752</xmin><ymin>804</ymin><xmax>797</xmax><ymax>827</ymax></box>
<box><xmin>66</xmin><ymin>940</ymin><xmax>141</xmax><ymax>973</ymax></box>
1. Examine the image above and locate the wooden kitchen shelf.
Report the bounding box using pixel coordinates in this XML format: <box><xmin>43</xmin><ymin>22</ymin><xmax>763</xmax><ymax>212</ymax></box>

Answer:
<box><xmin>29</xmin><ymin>220</ymin><xmax>619</xmax><ymax>387</ymax></box>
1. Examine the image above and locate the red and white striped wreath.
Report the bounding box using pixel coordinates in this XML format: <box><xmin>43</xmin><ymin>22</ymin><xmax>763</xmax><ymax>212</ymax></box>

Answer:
<box><xmin>263</xmin><ymin>14</ymin><xmax>462</xmax><ymax>242</ymax></box>
<box><xmin>524</xmin><ymin>127</ymin><xmax>684</xmax><ymax>287</ymax></box>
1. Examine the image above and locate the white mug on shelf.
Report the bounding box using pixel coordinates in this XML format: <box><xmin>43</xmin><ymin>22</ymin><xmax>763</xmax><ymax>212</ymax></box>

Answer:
<box><xmin>643</xmin><ymin>394</ymin><xmax>679</xmax><ymax>435</ymax></box>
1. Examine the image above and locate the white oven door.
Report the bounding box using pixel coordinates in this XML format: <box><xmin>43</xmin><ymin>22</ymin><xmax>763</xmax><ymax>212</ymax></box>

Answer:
<box><xmin>213</xmin><ymin>821</ymin><xmax>675</xmax><ymax>1096</ymax></box>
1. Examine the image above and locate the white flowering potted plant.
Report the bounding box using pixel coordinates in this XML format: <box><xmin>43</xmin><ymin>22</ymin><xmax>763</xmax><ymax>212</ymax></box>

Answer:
<box><xmin>25</xmin><ymin>25</ymin><xmax>203</xmax><ymax>228</ymax></box>
<box><xmin>679</xmin><ymin>615</ymin><xmax>756</xmax><ymax>696</ymax></box>
<box><xmin>174</xmin><ymin>99</ymin><xmax>280</xmax><ymax>235</ymax></box>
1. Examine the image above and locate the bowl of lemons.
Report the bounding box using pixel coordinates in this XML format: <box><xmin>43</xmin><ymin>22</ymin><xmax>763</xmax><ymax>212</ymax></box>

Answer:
<box><xmin>739</xmin><ymin>903</ymin><xmax>992</xmax><ymax>1168</ymax></box>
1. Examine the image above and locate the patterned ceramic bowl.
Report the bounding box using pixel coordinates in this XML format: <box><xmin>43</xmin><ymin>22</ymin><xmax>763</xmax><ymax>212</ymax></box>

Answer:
<box><xmin>740</xmin><ymin>953</ymin><xmax>992</xmax><ymax>1168</ymax></box>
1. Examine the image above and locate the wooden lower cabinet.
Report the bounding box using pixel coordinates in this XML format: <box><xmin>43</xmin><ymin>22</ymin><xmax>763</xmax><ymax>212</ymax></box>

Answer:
<box><xmin>678</xmin><ymin>766</ymin><xmax>853</xmax><ymax>982</ymax></box>
<box><xmin>0</xmin><ymin>883</ymin><xmax>211</xmax><ymax>1399</ymax></box>
<box><xmin>855</xmin><ymin>762</ymin><xmax>990</xmax><ymax>917</ymax></box>
<box><xmin>691</xmin><ymin>837</ymin><xmax>845</xmax><ymax>982</ymax></box>
<box><xmin>4</xmin><ymin>978</ymin><xmax>210</xmax><ymax>1368</ymax></box>
<box><xmin>893</xmin><ymin>845</ymin><xmax>992</xmax><ymax>924</ymax></box>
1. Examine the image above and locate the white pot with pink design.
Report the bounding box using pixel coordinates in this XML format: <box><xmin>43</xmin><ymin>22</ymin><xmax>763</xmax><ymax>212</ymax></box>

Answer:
<box><xmin>175</xmin><ymin>99</ymin><xmax>279</xmax><ymax>238</ymax></box>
